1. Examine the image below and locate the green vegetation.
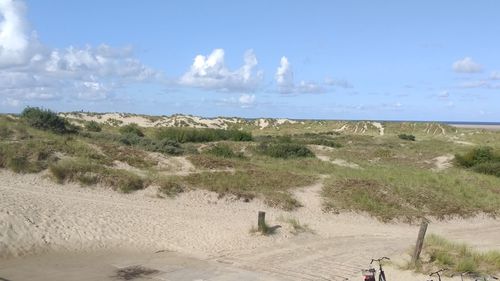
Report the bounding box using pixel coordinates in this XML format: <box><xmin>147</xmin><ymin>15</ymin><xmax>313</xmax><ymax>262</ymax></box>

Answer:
<box><xmin>206</xmin><ymin>143</ymin><xmax>243</xmax><ymax>158</ymax></box>
<box><xmin>119</xmin><ymin>123</ymin><xmax>144</xmax><ymax>137</ymax></box>
<box><xmin>322</xmin><ymin>165</ymin><xmax>500</xmax><ymax>221</ymax></box>
<box><xmin>398</xmin><ymin>133</ymin><xmax>416</xmax><ymax>141</ymax></box>
<box><xmin>84</xmin><ymin>120</ymin><xmax>102</xmax><ymax>132</ymax></box>
<box><xmin>255</xmin><ymin>142</ymin><xmax>314</xmax><ymax>159</ymax></box>
<box><xmin>179</xmin><ymin>169</ymin><xmax>316</xmax><ymax>210</ymax></box>
<box><xmin>157</xmin><ymin>177</ymin><xmax>185</xmax><ymax>197</ymax></box>
<box><xmin>49</xmin><ymin>158</ymin><xmax>147</xmax><ymax>193</ymax></box>
<box><xmin>279</xmin><ymin>216</ymin><xmax>314</xmax><ymax>235</ymax></box>
<box><xmin>455</xmin><ymin>147</ymin><xmax>500</xmax><ymax>177</ymax></box>
<box><xmin>2</xmin><ymin>109</ymin><xmax>500</xmax><ymax>215</ymax></box>
<box><xmin>21</xmin><ymin>107</ymin><xmax>77</xmax><ymax>134</ymax></box>
<box><xmin>412</xmin><ymin>234</ymin><xmax>500</xmax><ymax>276</ymax></box>
<box><xmin>155</xmin><ymin>127</ymin><xmax>252</xmax><ymax>143</ymax></box>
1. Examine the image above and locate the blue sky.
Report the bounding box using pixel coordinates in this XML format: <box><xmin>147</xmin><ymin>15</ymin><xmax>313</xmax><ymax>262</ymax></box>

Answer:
<box><xmin>1</xmin><ymin>0</ymin><xmax>499</xmax><ymax>121</ymax></box>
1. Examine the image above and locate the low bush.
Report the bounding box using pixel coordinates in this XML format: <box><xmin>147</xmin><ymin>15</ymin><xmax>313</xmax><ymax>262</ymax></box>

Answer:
<box><xmin>455</xmin><ymin>146</ymin><xmax>497</xmax><ymax>168</ymax></box>
<box><xmin>256</xmin><ymin>142</ymin><xmax>314</xmax><ymax>159</ymax></box>
<box><xmin>155</xmin><ymin>127</ymin><xmax>252</xmax><ymax>143</ymax></box>
<box><xmin>206</xmin><ymin>144</ymin><xmax>243</xmax><ymax>158</ymax></box>
<box><xmin>119</xmin><ymin>134</ymin><xmax>183</xmax><ymax>155</ymax></box>
<box><xmin>21</xmin><ymin>107</ymin><xmax>77</xmax><ymax>134</ymax></box>
<box><xmin>398</xmin><ymin>134</ymin><xmax>416</xmax><ymax>141</ymax></box>
<box><xmin>455</xmin><ymin>147</ymin><xmax>500</xmax><ymax>177</ymax></box>
<box><xmin>84</xmin><ymin>121</ymin><xmax>102</xmax><ymax>132</ymax></box>
<box><xmin>119</xmin><ymin>123</ymin><xmax>144</xmax><ymax>137</ymax></box>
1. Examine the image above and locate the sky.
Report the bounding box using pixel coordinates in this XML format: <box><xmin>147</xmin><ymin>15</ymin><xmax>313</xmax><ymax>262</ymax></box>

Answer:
<box><xmin>0</xmin><ymin>0</ymin><xmax>499</xmax><ymax>121</ymax></box>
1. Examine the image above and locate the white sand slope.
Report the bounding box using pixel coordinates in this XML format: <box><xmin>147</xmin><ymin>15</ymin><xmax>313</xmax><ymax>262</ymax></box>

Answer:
<box><xmin>1</xmin><ymin>170</ymin><xmax>499</xmax><ymax>280</ymax></box>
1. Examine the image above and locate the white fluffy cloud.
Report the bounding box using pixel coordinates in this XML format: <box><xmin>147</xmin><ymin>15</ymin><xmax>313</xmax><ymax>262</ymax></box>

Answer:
<box><xmin>0</xmin><ymin>0</ymin><xmax>160</xmax><ymax>106</ymax></box>
<box><xmin>452</xmin><ymin>57</ymin><xmax>482</xmax><ymax>73</ymax></box>
<box><xmin>275</xmin><ymin>56</ymin><xmax>293</xmax><ymax>90</ymax></box>
<box><xmin>490</xmin><ymin>71</ymin><xmax>500</xmax><ymax>80</ymax></box>
<box><xmin>238</xmin><ymin>94</ymin><xmax>256</xmax><ymax>108</ymax></box>
<box><xmin>0</xmin><ymin>0</ymin><xmax>36</xmax><ymax>67</ymax></box>
<box><xmin>274</xmin><ymin>56</ymin><xmax>334</xmax><ymax>94</ymax></box>
<box><xmin>180</xmin><ymin>49</ymin><xmax>262</xmax><ymax>92</ymax></box>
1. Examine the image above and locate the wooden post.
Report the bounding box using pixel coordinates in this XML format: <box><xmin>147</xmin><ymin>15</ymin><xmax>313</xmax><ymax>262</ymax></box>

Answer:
<box><xmin>258</xmin><ymin>211</ymin><xmax>266</xmax><ymax>232</ymax></box>
<box><xmin>412</xmin><ymin>219</ymin><xmax>429</xmax><ymax>265</ymax></box>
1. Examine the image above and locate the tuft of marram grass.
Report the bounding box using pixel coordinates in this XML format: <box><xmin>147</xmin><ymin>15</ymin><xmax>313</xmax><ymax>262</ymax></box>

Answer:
<box><xmin>49</xmin><ymin>158</ymin><xmax>147</xmax><ymax>193</ymax></box>
<box><xmin>408</xmin><ymin>234</ymin><xmax>500</xmax><ymax>276</ymax></box>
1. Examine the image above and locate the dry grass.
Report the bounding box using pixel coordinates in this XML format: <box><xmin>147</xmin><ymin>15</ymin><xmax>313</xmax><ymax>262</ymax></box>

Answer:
<box><xmin>408</xmin><ymin>234</ymin><xmax>500</xmax><ymax>277</ymax></box>
<box><xmin>322</xmin><ymin>166</ymin><xmax>500</xmax><ymax>221</ymax></box>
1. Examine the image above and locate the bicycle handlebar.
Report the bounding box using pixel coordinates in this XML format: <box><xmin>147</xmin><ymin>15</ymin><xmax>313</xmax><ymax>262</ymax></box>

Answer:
<box><xmin>370</xmin><ymin>257</ymin><xmax>390</xmax><ymax>264</ymax></box>
<box><xmin>430</xmin><ymin>268</ymin><xmax>447</xmax><ymax>276</ymax></box>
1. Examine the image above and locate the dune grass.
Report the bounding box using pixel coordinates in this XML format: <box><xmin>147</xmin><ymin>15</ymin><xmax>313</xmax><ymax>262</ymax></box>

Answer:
<box><xmin>322</xmin><ymin>166</ymin><xmax>500</xmax><ymax>221</ymax></box>
<box><xmin>178</xmin><ymin>169</ymin><xmax>317</xmax><ymax>210</ymax></box>
<box><xmin>2</xmin><ymin>111</ymin><xmax>500</xmax><ymax>215</ymax></box>
<box><xmin>412</xmin><ymin>234</ymin><xmax>500</xmax><ymax>276</ymax></box>
<box><xmin>49</xmin><ymin>158</ymin><xmax>147</xmax><ymax>193</ymax></box>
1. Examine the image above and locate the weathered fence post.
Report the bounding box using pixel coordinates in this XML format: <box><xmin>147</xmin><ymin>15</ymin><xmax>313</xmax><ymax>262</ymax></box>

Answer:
<box><xmin>258</xmin><ymin>211</ymin><xmax>266</xmax><ymax>232</ymax></box>
<box><xmin>412</xmin><ymin>219</ymin><xmax>429</xmax><ymax>265</ymax></box>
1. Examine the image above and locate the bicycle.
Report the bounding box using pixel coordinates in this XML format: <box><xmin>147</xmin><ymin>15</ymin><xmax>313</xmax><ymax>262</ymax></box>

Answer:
<box><xmin>451</xmin><ymin>271</ymin><xmax>498</xmax><ymax>281</ymax></box>
<box><xmin>427</xmin><ymin>268</ymin><xmax>447</xmax><ymax>281</ymax></box>
<box><xmin>473</xmin><ymin>275</ymin><xmax>498</xmax><ymax>281</ymax></box>
<box><xmin>452</xmin><ymin>271</ymin><xmax>471</xmax><ymax>281</ymax></box>
<box><xmin>362</xmin><ymin>257</ymin><xmax>390</xmax><ymax>281</ymax></box>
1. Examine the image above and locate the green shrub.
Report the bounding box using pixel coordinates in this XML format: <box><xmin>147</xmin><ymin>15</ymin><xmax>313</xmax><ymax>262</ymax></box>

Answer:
<box><xmin>119</xmin><ymin>133</ymin><xmax>143</xmax><ymax>146</ymax></box>
<box><xmin>119</xmin><ymin>123</ymin><xmax>144</xmax><ymax>137</ymax></box>
<box><xmin>398</xmin><ymin>134</ymin><xmax>416</xmax><ymax>141</ymax></box>
<box><xmin>85</xmin><ymin>121</ymin><xmax>102</xmax><ymax>132</ymax></box>
<box><xmin>206</xmin><ymin>144</ymin><xmax>242</xmax><ymax>158</ymax></box>
<box><xmin>455</xmin><ymin>147</ymin><xmax>497</xmax><ymax>168</ymax></box>
<box><xmin>155</xmin><ymin>127</ymin><xmax>252</xmax><ymax>143</ymax></box>
<box><xmin>256</xmin><ymin>142</ymin><xmax>314</xmax><ymax>159</ymax></box>
<box><xmin>21</xmin><ymin>107</ymin><xmax>77</xmax><ymax>134</ymax></box>
<box><xmin>119</xmin><ymin>134</ymin><xmax>183</xmax><ymax>155</ymax></box>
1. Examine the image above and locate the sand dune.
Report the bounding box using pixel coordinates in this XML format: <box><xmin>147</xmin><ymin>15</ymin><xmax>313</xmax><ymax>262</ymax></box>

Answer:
<box><xmin>1</xmin><ymin>169</ymin><xmax>499</xmax><ymax>280</ymax></box>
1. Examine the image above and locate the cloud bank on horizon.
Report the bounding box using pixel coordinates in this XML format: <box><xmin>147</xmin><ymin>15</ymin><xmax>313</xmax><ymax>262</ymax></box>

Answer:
<box><xmin>0</xmin><ymin>0</ymin><xmax>499</xmax><ymax>121</ymax></box>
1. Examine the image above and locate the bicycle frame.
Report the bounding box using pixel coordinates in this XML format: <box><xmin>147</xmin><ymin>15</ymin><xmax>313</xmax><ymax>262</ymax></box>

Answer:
<box><xmin>370</xmin><ymin>257</ymin><xmax>390</xmax><ymax>281</ymax></box>
<box><xmin>429</xmin><ymin>268</ymin><xmax>447</xmax><ymax>281</ymax></box>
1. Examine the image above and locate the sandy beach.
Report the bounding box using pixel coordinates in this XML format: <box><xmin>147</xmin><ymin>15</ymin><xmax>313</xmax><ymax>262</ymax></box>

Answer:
<box><xmin>449</xmin><ymin>124</ymin><xmax>500</xmax><ymax>131</ymax></box>
<box><xmin>1</xmin><ymin>169</ymin><xmax>499</xmax><ymax>280</ymax></box>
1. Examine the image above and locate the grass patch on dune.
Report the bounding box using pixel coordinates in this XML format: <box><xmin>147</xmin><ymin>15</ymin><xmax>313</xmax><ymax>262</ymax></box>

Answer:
<box><xmin>322</xmin><ymin>166</ymin><xmax>500</xmax><ymax>221</ymax></box>
<box><xmin>49</xmin><ymin>158</ymin><xmax>147</xmax><ymax>193</ymax></box>
<box><xmin>155</xmin><ymin>127</ymin><xmax>252</xmax><ymax>143</ymax></box>
<box><xmin>179</xmin><ymin>169</ymin><xmax>316</xmax><ymax>210</ymax></box>
<box><xmin>410</xmin><ymin>234</ymin><xmax>500</xmax><ymax>276</ymax></box>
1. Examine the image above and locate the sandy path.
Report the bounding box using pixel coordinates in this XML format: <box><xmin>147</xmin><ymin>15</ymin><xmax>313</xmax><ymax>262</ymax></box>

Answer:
<box><xmin>1</xmin><ymin>170</ymin><xmax>499</xmax><ymax>280</ymax></box>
